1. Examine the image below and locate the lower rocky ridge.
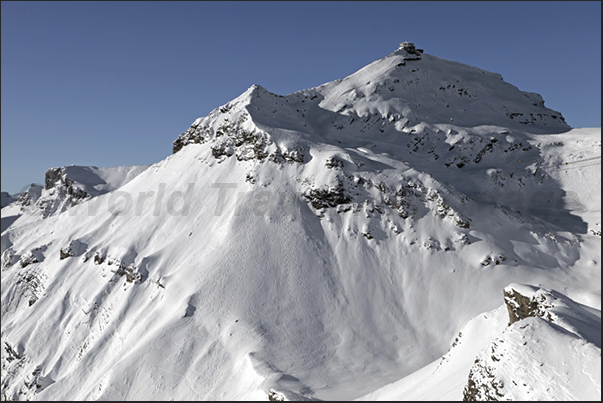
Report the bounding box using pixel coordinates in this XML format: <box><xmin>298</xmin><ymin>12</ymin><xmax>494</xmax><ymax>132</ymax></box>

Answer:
<box><xmin>462</xmin><ymin>284</ymin><xmax>601</xmax><ymax>401</ymax></box>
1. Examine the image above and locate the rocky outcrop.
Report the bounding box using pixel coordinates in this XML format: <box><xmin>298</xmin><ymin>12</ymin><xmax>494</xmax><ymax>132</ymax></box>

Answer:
<box><xmin>44</xmin><ymin>167</ymin><xmax>89</xmax><ymax>198</ymax></box>
<box><xmin>16</xmin><ymin>268</ymin><xmax>47</xmax><ymax>307</ymax></box>
<box><xmin>93</xmin><ymin>252</ymin><xmax>146</xmax><ymax>285</ymax></box>
<box><xmin>44</xmin><ymin>167</ymin><xmax>64</xmax><ymax>190</ymax></box>
<box><xmin>463</xmin><ymin>359</ymin><xmax>505</xmax><ymax>401</ymax></box>
<box><xmin>503</xmin><ymin>284</ymin><xmax>555</xmax><ymax>326</ymax></box>
<box><xmin>268</xmin><ymin>390</ymin><xmax>286</xmax><ymax>401</ymax></box>
<box><xmin>302</xmin><ymin>185</ymin><xmax>352</xmax><ymax>210</ymax></box>
<box><xmin>174</xmin><ymin>111</ymin><xmax>308</xmax><ymax>166</ymax></box>
<box><xmin>59</xmin><ymin>240</ymin><xmax>87</xmax><ymax>260</ymax></box>
<box><xmin>18</xmin><ymin>248</ymin><xmax>45</xmax><ymax>269</ymax></box>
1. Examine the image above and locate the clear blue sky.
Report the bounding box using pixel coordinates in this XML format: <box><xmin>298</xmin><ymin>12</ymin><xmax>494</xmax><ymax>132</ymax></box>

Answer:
<box><xmin>2</xmin><ymin>1</ymin><xmax>601</xmax><ymax>194</ymax></box>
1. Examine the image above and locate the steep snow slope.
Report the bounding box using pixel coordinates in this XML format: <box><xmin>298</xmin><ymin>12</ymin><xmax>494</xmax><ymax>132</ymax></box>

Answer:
<box><xmin>534</xmin><ymin>128</ymin><xmax>601</xmax><ymax>235</ymax></box>
<box><xmin>356</xmin><ymin>303</ymin><xmax>511</xmax><ymax>401</ymax></box>
<box><xmin>1</xmin><ymin>45</ymin><xmax>600</xmax><ymax>401</ymax></box>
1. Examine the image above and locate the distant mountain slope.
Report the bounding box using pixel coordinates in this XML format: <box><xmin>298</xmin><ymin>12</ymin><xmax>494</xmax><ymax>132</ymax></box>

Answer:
<box><xmin>1</xmin><ymin>164</ymin><xmax>149</xmax><ymax>233</ymax></box>
<box><xmin>1</xmin><ymin>43</ymin><xmax>599</xmax><ymax>401</ymax></box>
<box><xmin>0</xmin><ymin>192</ymin><xmax>17</xmax><ymax>209</ymax></box>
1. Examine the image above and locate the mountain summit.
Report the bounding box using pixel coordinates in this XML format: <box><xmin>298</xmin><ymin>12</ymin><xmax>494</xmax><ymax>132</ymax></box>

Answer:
<box><xmin>1</xmin><ymin>44</ymin><xmax>599</xmax><ymax>401</ymax></box>
<box><xmin>174</xmin><ymin>41</ymin><xmax>568</xmax><ymax>157</ymax></box>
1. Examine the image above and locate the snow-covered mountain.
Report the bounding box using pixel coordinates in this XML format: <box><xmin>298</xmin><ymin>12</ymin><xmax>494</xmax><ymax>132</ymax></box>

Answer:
<box><xmin>1</xmin><ymin>43</ymin><xmax>600</xmax><ymax>401</ymax></box>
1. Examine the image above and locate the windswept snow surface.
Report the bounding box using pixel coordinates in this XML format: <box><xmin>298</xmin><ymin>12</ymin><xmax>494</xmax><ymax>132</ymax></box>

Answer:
<box><xmin>1</xmin><ymin>46</ymin><xmax>600</xmax><ymax>401</ymax></box>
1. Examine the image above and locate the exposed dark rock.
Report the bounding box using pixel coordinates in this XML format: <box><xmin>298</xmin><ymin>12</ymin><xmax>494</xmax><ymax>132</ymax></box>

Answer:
<box><xmin>59</xmin><ymin>249</ymin><xmax>72</xmax><ymax>260</ymax></box>
<box><xmin>3</xmin><ymin>341</ymin><xmax>22</xmax><ymax>363</ymax></box>
<box><xmin>473</xmin><ymin>138</ymin><xmax>499</xmax><ymax>164</ymax></box>
<box><xmin>30</xmin><ymin>167</ymin><xmax>91</xmax><ymax>218</ymax></box>
<box><xmin>44</xmin><ymin>167</ymin><xmax>89</xmax><ymax>198</ymax></box>
<box><xmin>59</xmin><ymin>240</ymin><xmax>87</xmax><ymax>260</ymax></box>
<box><xmin>503</xmin><ymin>286</ymin><xmax>554</xmax><ymax>326</ymax></box>
<box><xmin>302</xmin><ymin>185</ymin><xmax>352</xmax><ymax>210</ymax></box>
<box><xmin>19</xmin><ymin>253</ymin><xmax>39</xmax><ymax>268</ymax></box>
<box><xmin>16</xmin><ymin>268</ymin><xmax>46</xmax><ymax>306</ymax></box>
<box><xmin>481</xmin><ymin>254</ymin><xmax>507</xmax><ymax>267</ymax></box>
<box><xmin>463</xmin><ymin>360</ymin><xmax>505</xmax><ymax>401</ymax></box>
<box><xmin>93</xmin><ymin>252</ymin><xmax>145</xmax><ymax>285</ymax></box>
<box><xmin>268</xmin><ymin>390</ymin><xmax>285</xmax><ymax>401</ymax></box>
<box><xmin>211</xmin><ymin>145</ymin><xmax>234</xmax><ymax>160</ymax></box>
<box><xmin>173</xmin><ymin>109</ymin><xmax>308</xmax><ymax>167</ymax></box>
<box><xmin>94</xmin><ymin>252</ymin><xmax>105</xmax><ymax>265</ymax></box>
<box><xmin>325</xmin><ymin>156</ymin><xmax>344</xmax><ymax>169</ymax></box>
<box><xmin>114</xmin><ymin>264</ymin><xmax>145</xmax><ymax>284</ymax></box>
<box><xmin>44</xmin><ymin>167</ymin><xmax>63</xmax><ymax>190</ymax></box>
